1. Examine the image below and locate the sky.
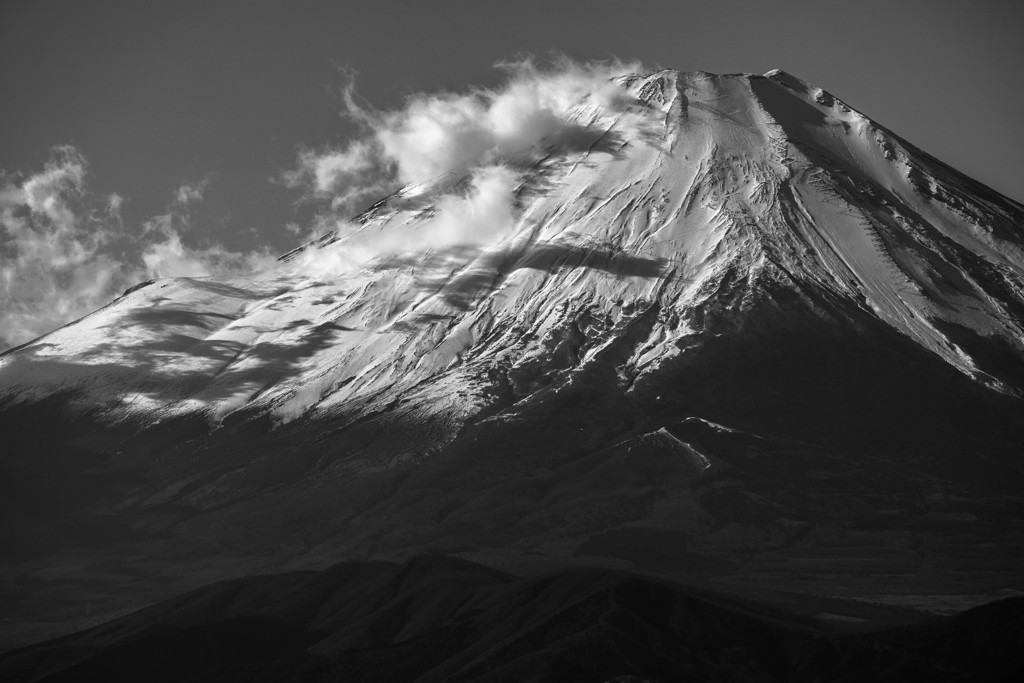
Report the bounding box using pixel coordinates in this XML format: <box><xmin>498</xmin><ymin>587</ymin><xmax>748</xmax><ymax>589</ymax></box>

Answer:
<box><xmin>1</xmin><ymin>0</ymin><xmax>1022</xmax><ymax>348</ymax></box>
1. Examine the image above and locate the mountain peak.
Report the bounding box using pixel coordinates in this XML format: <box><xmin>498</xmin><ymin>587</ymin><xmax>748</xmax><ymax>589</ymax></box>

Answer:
<box><xmin>4</xmin><ymin>66</ymin><xmax>1023</xmax><ymax>412</ymax></box>
<box><xmin>763</xmin><ymin>67</ymin><xmax>799</xmax><ymax>80</ymax></box>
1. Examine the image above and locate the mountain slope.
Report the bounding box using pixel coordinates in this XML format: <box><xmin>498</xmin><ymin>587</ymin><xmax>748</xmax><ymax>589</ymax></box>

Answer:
<box><xmin>2</xmin><ymin>69</ymin><xmax>1024</xmax><ymax>648</ymax></box>
<box><xmin>3</xmin><ymin>556</ymin><xmax>1023</xmax><ymax>683</ymax></box>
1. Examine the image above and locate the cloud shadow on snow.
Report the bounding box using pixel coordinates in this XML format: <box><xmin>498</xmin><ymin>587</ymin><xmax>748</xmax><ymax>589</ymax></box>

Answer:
<box><xmin>379</xmin><ymin>240</ymin><xmax>669</xmax><ymax>325</ymax></box>
<box><xmin>1</xmin><ymin>238</ymin><xmax>666</xmax><ymax>413</ymax></box>
<box><xmin>0</xmin><ymin>313</ymin><xmax>348</xmax><ymax>415</ymax></box>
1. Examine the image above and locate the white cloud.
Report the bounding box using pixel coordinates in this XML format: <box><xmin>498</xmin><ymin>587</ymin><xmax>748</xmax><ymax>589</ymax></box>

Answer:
<box><xmin>282</xmin><ymin>58</ymin><xmax>648</xmax><ymax>278</ymax></box>
<box><xmin>299</xmin><ymin>142</ymin><xmax>375</xmax><ymax>195</ymax></box>
<box><xmin>0</xmin><ymin>149</ymin><xmax>272</xmax><ymax>350</ymax></box>
<box><xmin>174</xmin><ymin>179</ymin><xmax>209</xmax><ymax>206</ymax></box>
<box><xmin>0</xmin><ymin>150</ymin><xmax>123</xmax><ymax>348</ymax></box>
<box><xmin>290</xmin><ymin>164</ymin><xmax>520</xmax><ymax>281</ymax></box>
<box><xmin>107</xmin><ymin>192</ymin><xmax>125</xmax><ymax>215</ymax></box>
<box><xmin>379</xmin><ymin>58</ymin><xmax>642</xmax><ymax>184</ymax></box>
<box><xmin>289</xmin><ymin>58</ymin><xmax>645</xmax><ymax>200</ymax></box>
<box><xmin>1</xmin><ymin>59</ymin><xmax>652</xmax><ymax>350</ymax></box>
<box><xmin>141</xmin><ymin>213</ymin><xmax>273</xmax><ymax>278</ymax></box>
<box><xmin>20</xmin><ymin>145</ymin><xmax>87</xmax><ymax>227</ymax></box>
<box><xmin>419</xmin><ymin>164</ymin><xmax>520</xmax><ymax>247</ymax></box>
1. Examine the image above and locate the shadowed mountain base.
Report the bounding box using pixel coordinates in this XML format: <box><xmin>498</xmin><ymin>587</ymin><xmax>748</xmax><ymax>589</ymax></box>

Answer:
<box><xmin>1</xmin><ymin>555</ymin><xmax>1021</xmax><ymax>683</ymax></box>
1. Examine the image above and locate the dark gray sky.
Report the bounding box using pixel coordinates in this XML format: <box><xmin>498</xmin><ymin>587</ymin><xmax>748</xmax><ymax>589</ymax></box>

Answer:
<box><xmin>2</xmin><ymin>0</ymin><xmax>1022</xmax><ymax>255</ymax></box>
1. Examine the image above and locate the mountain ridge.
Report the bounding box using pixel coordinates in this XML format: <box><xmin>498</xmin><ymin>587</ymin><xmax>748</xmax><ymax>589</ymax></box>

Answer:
<box><xmin>4</xmin><ymin>69</ymin><xmax>1024</xmax><ymax>417</ymax></box>
<box><xmin>8</xmin><ymin>554</ymin><xmax>1024</xmax><ymax>683</ymax></box>
<box><xmin>2</xmin><ymin>68</ymin><xmax>1023</xmax><ymax>652</ymax></box>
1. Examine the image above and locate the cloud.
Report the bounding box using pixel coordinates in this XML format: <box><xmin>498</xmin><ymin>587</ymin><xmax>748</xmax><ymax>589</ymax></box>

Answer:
<box><xmin>0</xmin><ymin>58</ymin><xmax>652</xmax><ymax>351</ymax></box>
<box><xmin>416</xmin><ymin>164</ymin><xmax>520</xmax><ymax>247</ymax></box>
<box><xmin>288</xmin><ymin>58</ymin><xmax>644</xmax><ymax>199</ymax></box>
<box><xmin>294</xmin><ymin>142</ymin><xmax>375</xmax><ymax>195</ymax></box>
<box><xmin>19</xmin><ymin>145</ymin><xmax>88</xmax><ymax>227</ymax></box>
<box><xmin>283</xmin><ymin>141</ymin><xmax>386</xmax><ymax>215</ymax></box>
<box><xmin>140</xmin><ymin>213</ymin><xmax>272</xmax><ymax>279</ymax></box>
<box><xmin>107</xmin><ymin>192</ymin><xmax>125</xmax><ymax>215</ymax></box>
<box><xmin>374</xmin><ymin>57</ymin><xmax>642</xmax><ymax>185</ymax></box>
<box><xmin>284</xmin><ymin>57</ymin><xmax>649</xmax><ymax>278</ymax></box>
<box><xmin>290</xmin><ymin>164</ymin><xmax>521</xmax><ymax>281</ymax></box>
<box><xmin>0</xmin><ymin>149</ymin><xmax>273</xmax><ymax>350</ymax></box>
<box><xmin>174</xmin><ymin>179</ymin><xmax>209</xmax><ymax>206</ymax></box>
<box><xmin>0</xmin><ymin>150</ymin><xmax>119</xmax><ymax>348</ymax></box>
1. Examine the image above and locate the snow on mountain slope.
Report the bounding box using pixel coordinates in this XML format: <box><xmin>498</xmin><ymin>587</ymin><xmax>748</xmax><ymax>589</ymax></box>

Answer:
<box><xmin>3</xmin><ymin>70</ymin><xmax>1024</xmax><ymax>643</ymax></box>
<box><xmin>3</xmin><ymin>69</ymin><xmax>1023</xmax><ymax>429</ymax></box>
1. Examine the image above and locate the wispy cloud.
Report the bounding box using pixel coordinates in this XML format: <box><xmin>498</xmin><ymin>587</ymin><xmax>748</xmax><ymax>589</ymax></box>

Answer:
<box><xmin>174</xmin><ymin>179</ymin><xmax>209</xmax><ymax>206</ymax></box>
<box><xmin>289</xmin><ymin>58</ymin><xmax>641</xmax><ymax>194</ymax></box>
<box><xmin>107</xmin><ymin>192</ymin><xmax>125</xmax><ymax>215</ymax></box>
<box><xmin>0</xmin><ymin>150</ymin><xmax>272</xmax><ymax>350</ymax></box>
<box><xmin>1</xmin><ymin>58</ymin><xmax>650</xmax><ymax>350</ymax></box>
<box><xmin>285</xmin><ymin>57</ymin><xmax>648</xmax><ymax>275</ymax></box>
<box><xmin>140</xmin><ymin>211</ymin><xmax>271</xmax><ymax>279</ymax></box>
<box><xmin>375</xmin><ymin>58</ymin><xmax>640</xmax><ymax>184</ymax></box>
<box><xmin>290</xmin><ymin>164</ymin><xmax>522</xmax><ymax>280</ymax></box>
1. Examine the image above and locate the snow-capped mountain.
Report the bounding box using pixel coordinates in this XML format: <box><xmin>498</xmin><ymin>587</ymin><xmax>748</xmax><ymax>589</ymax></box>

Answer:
<box><xmin>3</xmin><ymin>69</ymin><xmax>1024</xmax><ymax>644</ymax></box>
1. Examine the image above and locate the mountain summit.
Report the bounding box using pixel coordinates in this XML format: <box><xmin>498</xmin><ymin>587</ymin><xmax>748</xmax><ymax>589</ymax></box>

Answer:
<box><xmin>3</xmin><ymin>70</ymin><xmax>1024</xmax><ymax>647</ymax></box>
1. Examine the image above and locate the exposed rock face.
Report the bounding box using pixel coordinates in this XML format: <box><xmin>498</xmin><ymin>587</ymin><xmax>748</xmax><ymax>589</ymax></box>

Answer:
<box><xmin>2</xmin><ymin>70</ymin><xmax>1024</xmax><ymax>645</ymax></box>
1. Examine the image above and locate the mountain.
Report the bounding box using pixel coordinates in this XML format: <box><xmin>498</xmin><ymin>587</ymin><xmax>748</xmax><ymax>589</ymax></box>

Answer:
<box><xmin>2</xmin><ymin>69</ymin><xmax>1024</xmax><ymax>658</ymax></box>
<box><xmin>4</xmin><ymin>555</ymin><xmax>1023</xmax><ymax>682</ymax></box>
